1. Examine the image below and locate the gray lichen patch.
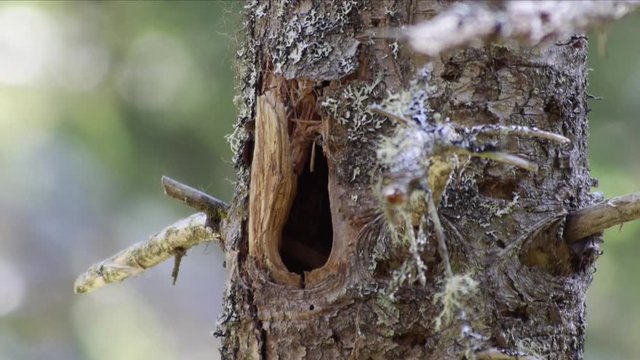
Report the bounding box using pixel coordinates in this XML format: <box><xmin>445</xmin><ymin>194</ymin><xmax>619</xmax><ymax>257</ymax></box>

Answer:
<box><xmin>230</xmin><ymin>10</ymin><xmax>260</xmax><ymax>174</ymax></box>
<box><xmin>315</xmin><ymin>77</ymin><xmax>392</xmax><ymax>193</ymax></box>
<box><xmin>371</xmin><ymin>65</ymin><xmax>439</xmax><ymax>128</ymax></box>
<box><xmin>266</xmin><ymin>0</ymin><xmax>362</xmax><ymax>80</ymax></box>
<box><xmin>319</xmin><ymin>77</ymin><xmax>387</xmax><ymax>143</ymax></box>
<box><xmin>433</xmin><ymin>273</ymin><xmax>479</xmax><ymax>331</ymax></box>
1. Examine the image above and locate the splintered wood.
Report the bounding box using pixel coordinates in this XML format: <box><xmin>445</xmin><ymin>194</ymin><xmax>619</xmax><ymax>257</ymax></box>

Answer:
<box><xmin>249</xmin><ymin>90</ymin><xmax>300</xmax><ymax>286</ymax></box>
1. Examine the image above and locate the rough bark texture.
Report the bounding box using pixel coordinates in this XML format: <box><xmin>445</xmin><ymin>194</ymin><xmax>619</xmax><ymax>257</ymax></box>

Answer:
<box><xmin>216</xmin><ymin>1</ymin><xmax>600</xmax><ymax>359</ymax></box>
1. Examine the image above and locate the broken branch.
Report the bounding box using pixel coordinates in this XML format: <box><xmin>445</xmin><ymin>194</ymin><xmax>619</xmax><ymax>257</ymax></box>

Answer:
<box><xmin>565</xmin><ymin>192</ymin><xmax>640</xmax><ymax>242</ymax></box>
<box><xmin>162</xmin><ymin>175</ymin><xmax>228</xmax><ymax>220</ymax></box>
<box><xmin>74</xmin><ymin>212</ymin><xmax>218</xmax><ymax>294</ymax></box>
<box><xmin>74</xmin><ymin>176</ymin><xmax>229</xmax><ymax>294</ymax></box>
<box><xmin>400</xmin><ymin>1</ymin><xmax>638</xmax><ymax>57</ymax></box>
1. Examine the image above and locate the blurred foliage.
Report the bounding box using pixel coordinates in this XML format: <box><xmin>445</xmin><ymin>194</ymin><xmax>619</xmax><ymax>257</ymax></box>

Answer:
<box><xmin>0</xmin><ymin>2</ymin><xmax>240</xmax><ymax>360</ymax></box>
<box><xmin>585</xmin><ymin>11</ymin><xmax>640</xmax><ymax>360</ymax></box>
<box><xmin>0</xmin><ymin>2</ymin><xmax>638</xmax><ymax>360</ymax></box>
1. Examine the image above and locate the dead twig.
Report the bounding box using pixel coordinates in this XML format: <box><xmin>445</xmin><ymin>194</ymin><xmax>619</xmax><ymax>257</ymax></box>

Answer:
<box><xmin>565</xmin><ymin>192</ymin><xmax>640</xmax><ymax>242</ymax></box>
<box><xmin>161</xmin><ymin>175</ymin><xmax>228</xmax><ymax>228</ymax></box>
<box><xmin>74</xmin><ymin>212</ymin><xmax>218</xmax><ymax>294</ymax></box>
<box><xmin>171</xmin><ymin>247</ymin><xmax>187</xmax><ymax>285</ymax></box>
<box><xmin>74</xmin><ymin>177</ymin><xmax>229</xmax><ymax>294</ymax></box>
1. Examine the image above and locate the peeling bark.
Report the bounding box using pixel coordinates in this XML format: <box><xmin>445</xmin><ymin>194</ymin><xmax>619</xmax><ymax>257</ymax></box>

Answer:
<box><xmin>216</xmin><ymin>1</ymin><xmax>608</xmax><ymax>359</ymax></box>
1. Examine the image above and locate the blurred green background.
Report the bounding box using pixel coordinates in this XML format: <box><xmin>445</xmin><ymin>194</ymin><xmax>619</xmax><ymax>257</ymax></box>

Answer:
<box><xmin>0</xmin><ymin>2</ymin><xmax>239</xmax><ymax>359</ymax></box>
<box><xmin>0</xmin><ymin>2</ymin><xmax>637</xmax><ymax>359</ymax></box>
<box><xmin>583</xmin><ymin>10</ymin><xmax>640</xmax><ymax>360</ymax></box>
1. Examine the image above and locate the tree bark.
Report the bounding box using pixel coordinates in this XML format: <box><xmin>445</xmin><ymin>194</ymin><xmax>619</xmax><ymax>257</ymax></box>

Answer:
<box><xmin>217</xmin><ymin>1</ymin><xmax>599</xmax><ymax>359</ymax></box>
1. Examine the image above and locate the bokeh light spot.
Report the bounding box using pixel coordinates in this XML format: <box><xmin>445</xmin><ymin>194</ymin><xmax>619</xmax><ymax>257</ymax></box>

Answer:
<box><xmin>0</xmin><ymin>258</ymin><xmax>26</xmax><ymax>316</ymax></box>
<box><xmin>0</xmin><ymin>6</ymin><xmax>58</xmax><ymax>86</ymax></box>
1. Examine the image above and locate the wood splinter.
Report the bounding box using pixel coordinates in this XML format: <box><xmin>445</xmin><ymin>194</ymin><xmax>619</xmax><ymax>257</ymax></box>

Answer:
<box><xmin>74</xmin><ymin>176</ymin><xmax>228</xmax><ymax>294</ymax></box>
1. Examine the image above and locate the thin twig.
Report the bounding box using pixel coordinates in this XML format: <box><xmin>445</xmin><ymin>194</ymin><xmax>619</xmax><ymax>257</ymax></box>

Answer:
<box><xmin>74</xmin><ymin>212</ymin><xmax>218</xmax><ymax>294</ymax></box>
<box><xmin>468</xmin><ymin>151</ymin><xmax>539</xmax><ymax>173</ymax></box>
<box><xmin>395</xmin><ymin>1</ymin><xmax>639</xmax><ymax>57</ymax></box>
<box><xmin>469</xmin><ymin>125</ymin><xmax>571</xmax><ymax>145</ymax></box>
<box><xmin>171</xmin><ymin>247</ymin><xmax>186</xmax><ymax>285</ymax></box>
<box><xmin>427</xmin><ymin>191</ymin><xmax>453</xmax><ymax>278</ymax></box>
<box><xmin>161</xmin><ymin>175</ymin><xmax>229</xmax><ymax>224</ymax></box>
<box><xmin>564</xmin><ymin>192</ymin><xmax>640</xmax><ymax>242</ymax></box>
<box><xmin>75</xmin><ymin>178</ymin><xmax>228</xmax><ymax>294</ymax></box>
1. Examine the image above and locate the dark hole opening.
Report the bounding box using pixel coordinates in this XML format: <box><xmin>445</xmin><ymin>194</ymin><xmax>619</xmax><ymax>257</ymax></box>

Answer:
<box><xmin>477</xmin><ymin>175</ymin><xmax>517</xmax><ymax>200</ymax></box>
<box><xmin>280</xmin><ymin>144</ymin><xmax>333</xmax><ymax>275</ymax></box>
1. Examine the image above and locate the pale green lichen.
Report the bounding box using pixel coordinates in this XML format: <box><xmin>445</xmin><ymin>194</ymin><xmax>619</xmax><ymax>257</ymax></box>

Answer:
<box><xmin>270</xmin><ymin>1</ymin><xmax>359</xmax><ymax>79</ymax></box>
<box><xmin>382</xmin><ymin>209</ymin><xmax>430</xmax><ymax>295</ymax></box>
<box><xmin>225</xmin><ymin>124</ymin><xmax>247</xmax><ymax>157</ymax></box>
<box><xmin>374</xmin><ymin>293</ymin><xmax>401</xmax><ymax>336</ymax></box>
<box><xmin>229</xmin><ymin>1</ymin><xmax>261</xmax><ymax>176</ymax></box>
<box><xmin>514</xmin><ymin>337</ymin><xmax>544</xmax><ymax>359</ymax></box>
<box><xmin>495</xmin><ymin>193</ymin><xmax>521</xmax><ymax>217</ymax></box>
<box><xmin>433</xmin><ymin>273</ymin><xmax>479</xmax><ymax>331</ymax></box>
<box><xmin>372</xmin><ymin>65</ymin><xmax>438</xmax><ymax>127</ymax></box>
<box><xmin>319</xmin><ymin>76</ymin><xmax>386</xmax><ymax>142</ymax></box>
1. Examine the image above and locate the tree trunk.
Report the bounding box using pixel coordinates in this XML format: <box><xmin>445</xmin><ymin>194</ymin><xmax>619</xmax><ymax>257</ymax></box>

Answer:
<box><xmin>217</xmin><ymin>1</ymin><xmax>598</xmax><ymax>359</ymax></box>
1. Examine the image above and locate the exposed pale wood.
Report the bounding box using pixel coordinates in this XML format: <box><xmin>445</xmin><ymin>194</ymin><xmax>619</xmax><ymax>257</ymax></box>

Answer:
<box><xmin>249</xmin><ymin>89</ymin><xmax>301</xmax><ymax>286</ymax></box>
